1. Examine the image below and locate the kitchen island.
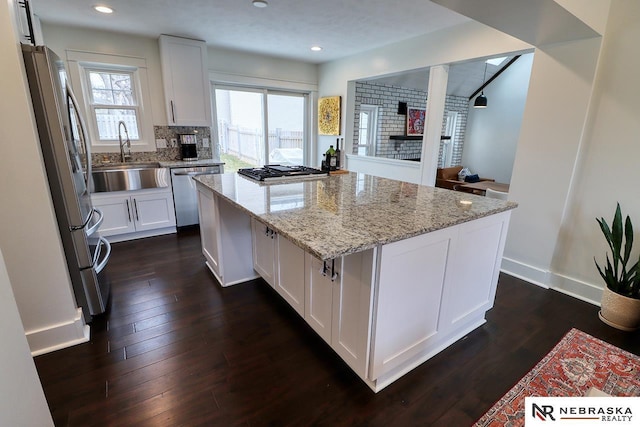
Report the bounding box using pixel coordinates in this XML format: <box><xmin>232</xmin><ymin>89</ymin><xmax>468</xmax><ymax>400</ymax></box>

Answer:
<box><xmin>194</xmin><ymin>172</ymin><xmax>516</xmax><ymax>392</ymax></box>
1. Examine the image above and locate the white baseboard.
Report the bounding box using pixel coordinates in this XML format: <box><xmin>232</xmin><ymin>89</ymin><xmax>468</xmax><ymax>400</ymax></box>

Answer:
<box><xmin>27</xmin><ymin>308</ymin><xmax>90</xmax><ymax>356</ymax></box>
<box><xmin>103</xmin><ymin>227</ymin><xmax>176</xmax><ymax>243</ymax></box>
<box><xmin>500</xmin><ymin>257</ymin><xmax>602</xmax><ymax>306</ymax></box>
<box><xmin>548</xmin><ymin>272</ymin><xmax>602</xmax><ymax>306</ymax></box>
<box><xmin>500</xmin><ymin>257</ymin><xmax>550</xmax><ymax>288</ymax></box>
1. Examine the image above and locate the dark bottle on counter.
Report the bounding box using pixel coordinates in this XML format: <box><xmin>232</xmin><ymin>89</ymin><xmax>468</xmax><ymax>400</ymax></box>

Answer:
<box><xmin>335</xmin><ymin>138</ymin><xmax>341</xmax><ymax>170</ymax></box>
<box><xmin>326</xmin><ymin>145</ymin><xmax>337</xmax><ymax>171</ymax></box>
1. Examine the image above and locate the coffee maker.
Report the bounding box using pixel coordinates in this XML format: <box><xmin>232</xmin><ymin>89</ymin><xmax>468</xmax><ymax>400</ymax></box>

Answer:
<box><xmin>179</xmin><ymin>134</ymin><xmax>198</xmax><ymax>161</ymax></box>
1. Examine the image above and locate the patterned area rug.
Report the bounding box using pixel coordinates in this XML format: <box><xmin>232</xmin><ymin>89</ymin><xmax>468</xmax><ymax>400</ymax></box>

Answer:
<box><xmin>474</xmin><ymin>328</ymin><xmax>640</xmax><ymax>426</ymax></box>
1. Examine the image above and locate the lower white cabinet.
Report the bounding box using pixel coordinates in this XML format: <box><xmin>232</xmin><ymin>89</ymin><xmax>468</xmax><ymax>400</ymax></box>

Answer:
<box><xmin>305</xmin><ymin>255</ymin><xmax>334</xmax><ymax>343</ymax></box>
<box><xmin>91</xmin><ymin>187</ymin><xmax>176</xmax><ymax>242</ymax></box>
<box><xmin>197</xmin><ymin>184</ymin><xmax>221</xmax><ymax>278</ymax></box>
<box><xmin>198</xmin><ymin>181</ymin><xmax>511</xmax><ymax>392</ymax></box>
<box><xmin>251</xmin><ymin>218</ymin><xmax>277</xmax><ymax>288</ymax></box>
<box><xmin>196</xmin><ymin>182</ymin><xmax>257</xmax><ymax>287</ymax></box>
<box><xmin>251</xmin><ymin>218</ymin><xmax>305</xmax><ymax>315</ymax></box>
<box><xmin>305</xmin><ymin>251</ymin><xmax>373</xmax><ymax>378</ymax></box>
<box><xmin>275</xmin><ymin>235</ymin><xmax>305</xmax><ymax>316</ymax></box>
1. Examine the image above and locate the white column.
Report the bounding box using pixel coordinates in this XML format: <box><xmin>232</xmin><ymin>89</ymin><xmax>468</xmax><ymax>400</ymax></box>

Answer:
<box><xmin>420</xmin><ymin>65</ymin><xmax>449</xmax><ymax>186</ymax></box>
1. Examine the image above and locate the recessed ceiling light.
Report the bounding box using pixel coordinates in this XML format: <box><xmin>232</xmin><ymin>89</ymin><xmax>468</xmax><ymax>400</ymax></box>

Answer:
<box><xmin>252</xmin><ymin>0</ymin><xmax>268</xmax><ymax>8</ymax></box>
<box><xmin>93</xmin><ymin>5</ymin><xmax>114</xmax><ymax>14</ymax></box>
<box><xmin>311</xmin><ymin>46</ymin><xmax>323</xmax><ymax>52</ymax></box>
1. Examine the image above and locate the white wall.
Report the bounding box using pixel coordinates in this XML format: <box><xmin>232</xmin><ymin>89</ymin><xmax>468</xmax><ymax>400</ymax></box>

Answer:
<box><xmin>0</xmin><ymin>0</ymin><xmax>88</xmax><ymax>355</ymax></box>
<box><xmin>548</xmin><ymin>0</ymin><xmax>640</xmax><ymax>301</ymax></box>
<box><xmin>41</xmin><ymin>23</ymin><xmax>318</xmax><ymax>127</ymax></box>
<box><xmin>41</xmin><ymin>24</ymin><xmax>167</xmax><ymax>126</ymax></box>
<box><xmin>462</xmin><ymin>53</ymin><xmax>534</xmax><ymax>184</ymax></box>
<box><xmin>318</xmin><ymin>20</ymin><xmax>532</xmax><ymax>178</ymax></box>
<box><xmin>0</xmin><ymin>249</ymin><xmax>53</xmax><ymax>427</ymax></box>
<box><xmin>504</xmin><ymin>37</ymin><xmax>603</xmax><ymax>294</ymax></box>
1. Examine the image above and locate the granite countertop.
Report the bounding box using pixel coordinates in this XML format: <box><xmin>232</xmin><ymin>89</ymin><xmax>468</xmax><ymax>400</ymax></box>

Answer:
<box><xmin>194</xmin><ymin>172</ymin><xmax>517</xmax><ymax>261</ymax></box>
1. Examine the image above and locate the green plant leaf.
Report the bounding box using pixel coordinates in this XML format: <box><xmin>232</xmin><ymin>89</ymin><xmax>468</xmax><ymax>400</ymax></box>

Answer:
<box><xmin>623</xmin><ymin>214</ymin><xmax>633</xmax><ymax>265</ymax></box>
<box><xmin>611</xmin><ymin>203</ymin><xmax>623</xmax><ymax>279</ymax></box>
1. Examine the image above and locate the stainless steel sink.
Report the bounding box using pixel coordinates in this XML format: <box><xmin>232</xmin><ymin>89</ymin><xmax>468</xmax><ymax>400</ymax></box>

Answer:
<box><xmin>92</xmin><ymin>162</ymin><xmax>162</xmax><ymax>171</ymax></box>
<box><xmin>90</xmin><ymin>162</ymin><xmax>170</xmax><ymax>192</ymax></box>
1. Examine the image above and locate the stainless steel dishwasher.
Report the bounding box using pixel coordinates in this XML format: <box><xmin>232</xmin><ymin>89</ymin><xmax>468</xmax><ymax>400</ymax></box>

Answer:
<box><xmin>170</xmin><ymin>165</ymin><xmax>223</xmax><ymax>227</ymax></box>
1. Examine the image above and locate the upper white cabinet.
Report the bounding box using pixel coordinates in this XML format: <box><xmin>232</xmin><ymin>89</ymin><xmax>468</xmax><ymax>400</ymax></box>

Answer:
<box><xmin>159</xmin><ymin>35</ymin><xmax>212</xmax><ymax>127</ymax></box>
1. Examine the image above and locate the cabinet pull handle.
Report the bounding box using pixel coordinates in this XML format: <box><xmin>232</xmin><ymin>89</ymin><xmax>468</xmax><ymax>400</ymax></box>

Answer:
<box><xmin>320</xmin><ymin>261</ymin><xmax>328</xmax><ymax>277</ymax></box>
<box><xmin>331</xmin><ymin>259</ymin><xmax>339</xmax><ymax>282</ymax></box>
<box><xmin>133</xmin><ymin>199</ymin><xmax>139</xmax><ymax>221</ymax></box>
<box><xmin>125</xmin><ymin>199</ymin><xmax>132</xmax><ymax>222</ymax></box>
<box><xmin>170</xmin><ymin>100</ymin><xmax>176</xmax><ymax>123</ymax></box>
<box><xmin>320</xmin><ymin>260</ymin><xmax>338</xmax><ymax>281</ymax></box>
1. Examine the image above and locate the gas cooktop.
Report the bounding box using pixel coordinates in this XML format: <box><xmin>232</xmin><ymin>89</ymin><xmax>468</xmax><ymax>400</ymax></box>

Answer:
<box><xmin>237</xmin><ymin>165</ymin><xmax>328</xmax><ymax>182</ymax></box>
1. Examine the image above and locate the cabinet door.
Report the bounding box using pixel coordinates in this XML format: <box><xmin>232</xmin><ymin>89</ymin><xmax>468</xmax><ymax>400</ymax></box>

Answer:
<box><xmin>332</xmin><ymin>250</ymin><xmax>373</xmax><ymax>378</ymax></box>
<box><xmin>132</xmin><ymin>190</ymin><xmax>176</xmax><ymax>232</ymax></box>
<box><xmin>275</xmin><ymin>235</ymin><xmax>305</xmax><ymax>316</ymax></box>
<box><xmin>370</xmin><ymin>227</ymin><xmax>456</xmax><ymax>380</ymax></box>
<box><xmin>304</xmin><ymin>254</ymin><xmax>333</xmax><ymax>344</ymax></box>
<box><xmin>197</xmin><ymin>185</ymin><xmax>221</xmax><ymax>279</ymax></box>
<box><xmin>251</xmin><ymin>218</ymin><xmax>277</xmax><ymax>288</ymax></box>
<box><xmin>439</xmin><ymin>212</ymin><xmax>509</xmax><ymax>331</ymax></box>
<box><xmin>91</xmin><ymin>193</ymin><xmax>135</xmax><ymax>237</ymax></box>
<box><xmin>159</xmin><ymin>35</ymin><xmax>211</xmax><ymax>127</ymax></box>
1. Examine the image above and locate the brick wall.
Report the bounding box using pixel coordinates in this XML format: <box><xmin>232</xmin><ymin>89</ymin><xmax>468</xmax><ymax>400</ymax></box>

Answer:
<box><xmin>353</xmin><ymin>81</ymin><xmax>468</xmax><ymax>166</ymax></box>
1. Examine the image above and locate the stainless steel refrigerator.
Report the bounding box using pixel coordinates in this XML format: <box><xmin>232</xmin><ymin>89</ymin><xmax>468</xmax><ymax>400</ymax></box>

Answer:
<box><xmin>22</xmin><ymin>44</ymin><xmax>111</xmax><ymax>321</ymax></box>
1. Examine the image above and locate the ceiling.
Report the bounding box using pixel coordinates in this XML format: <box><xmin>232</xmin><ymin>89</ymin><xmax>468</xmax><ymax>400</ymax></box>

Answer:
<box><xmin>30</xmin><ymin>0</ymin><xmax>470</xmax><ymax>64</ymax></box>
<box><xmin>368</xmin><ymin>56</ymin><xmax>513</xmax><ymax>98</ymax></box>
<box><xmin>30</xmin><ymin>0</ymin><xmax>521</xmax><ymax>98</ymax></box>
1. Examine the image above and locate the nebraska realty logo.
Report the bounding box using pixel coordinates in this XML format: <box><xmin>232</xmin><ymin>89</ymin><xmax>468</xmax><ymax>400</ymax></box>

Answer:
<box><xmin>525</xmin><ymin>397</ymin><xmax>640</xmax><ymax>425</ymax></box>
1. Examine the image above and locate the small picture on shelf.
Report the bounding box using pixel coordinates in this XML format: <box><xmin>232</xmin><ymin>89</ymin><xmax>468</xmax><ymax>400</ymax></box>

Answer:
<box><xmin>406</xmin><ymin>107</ymin><xmax>426</xmax><ymax>136</ymax></box>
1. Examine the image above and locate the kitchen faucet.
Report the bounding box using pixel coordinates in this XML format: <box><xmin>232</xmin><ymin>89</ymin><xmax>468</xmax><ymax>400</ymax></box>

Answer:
<box><xmin>118</xmin><ymin>120</ymin><xmax>132</xmax><ymax>162</ymax></box>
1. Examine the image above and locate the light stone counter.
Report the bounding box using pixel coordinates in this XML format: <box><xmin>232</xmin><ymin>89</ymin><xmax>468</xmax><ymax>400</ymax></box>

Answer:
<box><xmin>194</xmin><ymin>172</ymin><xmax>517</xmax><ymax>261</ymax></box>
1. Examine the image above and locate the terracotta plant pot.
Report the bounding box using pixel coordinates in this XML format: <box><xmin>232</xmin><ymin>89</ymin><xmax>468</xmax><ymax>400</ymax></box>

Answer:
<box><xmin>599</xmin><ymin>287</ymin><xmax>640</xmax><ymax>331</ymax></box>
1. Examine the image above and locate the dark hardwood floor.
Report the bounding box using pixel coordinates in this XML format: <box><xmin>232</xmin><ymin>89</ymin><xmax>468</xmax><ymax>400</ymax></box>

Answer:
<box><xmin>35</xmin><ymin>228</ymin><xmax>640</xmax><ymax>426</ymax></box>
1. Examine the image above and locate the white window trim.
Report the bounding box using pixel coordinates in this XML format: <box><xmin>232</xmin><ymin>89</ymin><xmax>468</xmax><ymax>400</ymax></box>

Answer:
<box><xmin>66</xmin><ymin>50</ymin><xmax>156</xmax><ymax>153</ymax></box>
<box><xmin>356</xmin><ymin>104</ymin><xmax>378</xmax><ymax>157</ymax></box>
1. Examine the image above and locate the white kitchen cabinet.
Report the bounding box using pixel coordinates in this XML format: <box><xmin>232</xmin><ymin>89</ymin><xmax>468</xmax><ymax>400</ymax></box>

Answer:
<box><xmin>196</xmin><ymin>182</ymin><xmax>257</xmax><ymax>287</ymax></box>
<box><xmin>305</xmin><ymin>252</ymin><xmax>373</xmax><ymax>378</ymax></box>
<box><xmin>369</xmin><ymin>212</ymin><xmax>510</xmax><ymax>385</ymax></box>
<box><xmin>331</xmin><ymin>250</ymin><xmax>374</xmax><ymax>378</ymax></box>
<box><xmin>197</xmin><ymin>183</ymin><xmax>220</xmax><ymax>278</ymax></box>
<box><xmin>251</xmin><ymin>218</ymin><xmax>277</xmax><ymax>288</ymax></box>
<box><xmin>275</xmin><ymin>235</ymin><xmax>305</xmax><ymax>316</ymax></box>
<box><xmin>91</xmin><ymin>187</ymin><xmax>176</xmax><ymax>242</ymax></box>
<box><xmin>305</xmin><ymin>255</ymin><xmax>334</xmax><ymax>343</ymax></box>
<box><xmin>159</xmin><ymin>35</ymin><xmax>212</xmax><ymax>127</ymax></box>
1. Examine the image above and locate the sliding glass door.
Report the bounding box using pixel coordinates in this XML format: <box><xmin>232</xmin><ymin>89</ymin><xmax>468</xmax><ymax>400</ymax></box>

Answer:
<box><xmin>214</xmin><ymin>86</ymin><xmax>307</xmax><ymax>171</ymax></box>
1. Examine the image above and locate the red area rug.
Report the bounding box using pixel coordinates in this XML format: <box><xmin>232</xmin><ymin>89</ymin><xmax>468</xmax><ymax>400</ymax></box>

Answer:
<box><xmin>474</xmin><ymin>328</ymin><xmax>640</xmax><ymax>426</ymax></box>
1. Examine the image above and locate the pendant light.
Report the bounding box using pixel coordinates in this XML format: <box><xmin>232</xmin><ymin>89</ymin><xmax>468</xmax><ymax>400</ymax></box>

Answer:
<box><xmin>474</xmin><ymin>63</ymin><xmax>488</xmax><ymax>109</ymax></box>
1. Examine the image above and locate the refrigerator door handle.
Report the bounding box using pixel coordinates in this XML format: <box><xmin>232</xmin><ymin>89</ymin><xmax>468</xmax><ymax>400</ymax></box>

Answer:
<box><xmin>94</xmin><ymin>237</ymin><xmax>111</xmax><ymax>274</ymax></box>
<box><xmin>71</xmin><ymin>207</ymin><xmax>97</xmax><ymax>231</ymax></box>
<box><xmin>85</xmin><ymin>208</ymin><xmax>104</xmax><ymax>236</ymax></box>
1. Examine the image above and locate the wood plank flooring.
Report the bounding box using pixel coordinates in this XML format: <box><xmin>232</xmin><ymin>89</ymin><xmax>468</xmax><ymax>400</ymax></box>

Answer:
<box><xmin>35</xmin><ymin>228</ymin><xmax>640</xmax><ymax>426</ymax></box>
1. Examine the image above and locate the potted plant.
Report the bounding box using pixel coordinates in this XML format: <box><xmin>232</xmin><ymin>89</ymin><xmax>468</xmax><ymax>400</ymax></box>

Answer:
<box><xmin>595</xmin><ymin>203</ymin><xmax>640</xmax><ymax>331</ymax></box>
